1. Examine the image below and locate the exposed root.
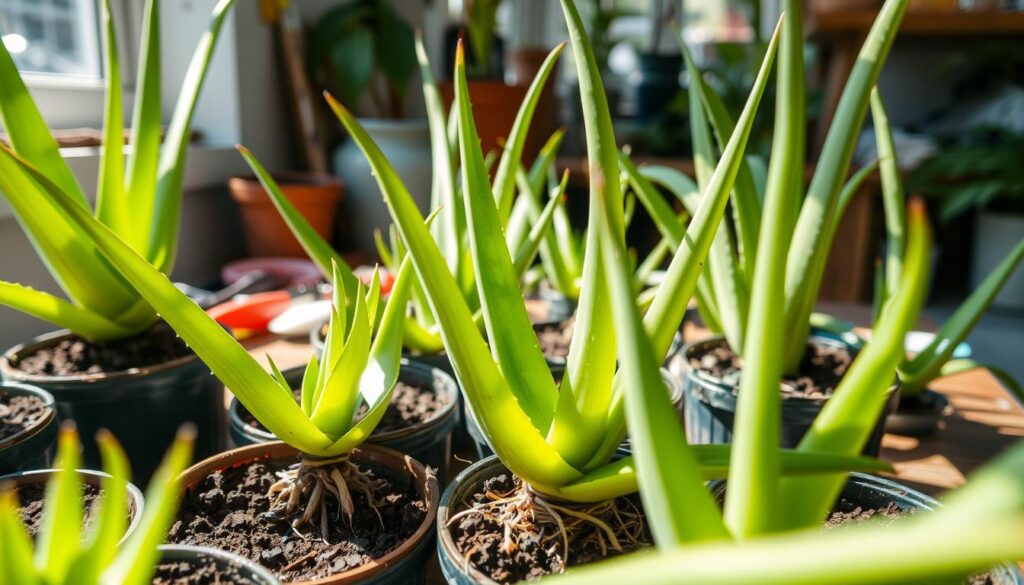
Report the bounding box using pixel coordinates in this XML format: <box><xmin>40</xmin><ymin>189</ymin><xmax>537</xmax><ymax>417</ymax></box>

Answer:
<box><xmin>448</xmin><ymin>479</ymin><xmax>649</xmax><ymax>572</ymax></box>
<box><xmin>265</xmin><ymin>454</ymin><xmax>389</xmax><ymax>541</ymax></box>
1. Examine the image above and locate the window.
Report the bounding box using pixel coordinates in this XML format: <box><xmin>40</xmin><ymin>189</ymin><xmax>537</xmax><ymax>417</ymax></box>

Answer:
<box><xmin>1</xmin><ymin>0</ymin><xmax>102</xmax><ymax>80</ymax></box>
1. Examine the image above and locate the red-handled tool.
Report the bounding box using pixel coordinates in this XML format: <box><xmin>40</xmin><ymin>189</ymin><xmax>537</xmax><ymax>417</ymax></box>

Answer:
<box><xmin>206</xmin><ymin>286</ymin><xmax>322</xmax><ymax>333</ymax></box>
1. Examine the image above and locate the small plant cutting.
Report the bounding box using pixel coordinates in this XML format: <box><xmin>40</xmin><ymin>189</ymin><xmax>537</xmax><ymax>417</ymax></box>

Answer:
<box><xmin>628</xmin><ymin>0</ymin><xmax>913</xmax><ymax>449</ymax></box>
<box><xmin>326</xmin><ymin>1</ymin><xmax>891</xmax><ymax>581</ymax></box>
<box><xmin>0</xmin><ymin>424</ymin><xmax>194</xmax><ymax>584</ymax></box>
<box><xmin>0</xmin><ymin>157</ymin><xmax>439</xmax><ymax>579</ymax></box>
<box><xmin>537</xmin><ymin>5</ymin><xmax>1024</xmax><ymax>577</ymax></box>
<box><xmin>867</xmin><ymin>90</ymin><xmax>1024</xmax><ymax>433</ymax></box>
<box><xmin>0</xmin><ymin>0</ymin><xmax>237</xmax><ymax>480</ymax></box>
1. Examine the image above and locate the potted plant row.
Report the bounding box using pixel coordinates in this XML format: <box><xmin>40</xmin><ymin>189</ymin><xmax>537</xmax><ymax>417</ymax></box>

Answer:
<box><xmin>0</xmin><ymin>0</ymin><xmax>237</xmax><ymax>481</ymax></box>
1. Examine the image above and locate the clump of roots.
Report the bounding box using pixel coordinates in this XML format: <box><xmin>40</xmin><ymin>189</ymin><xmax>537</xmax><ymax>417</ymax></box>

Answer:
<box><xmin>448</xmin><ymin>476</ymin><xmax>649</xmax><ymax>573</ymax></box>
<box><xmin>265</xmin><ymin>454</ymin><xmax>388</xmax><ymax>540</ymax></box>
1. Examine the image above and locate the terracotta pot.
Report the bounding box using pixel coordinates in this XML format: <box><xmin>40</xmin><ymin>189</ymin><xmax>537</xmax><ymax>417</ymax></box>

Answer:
<box><xmin>908</xmin><ymin>0</ymin><xmax>959</xmax><ymax>11</ymax></box>
<box><xmin>440</xmin><ymin>80</ymin><xmax>556</xmax><ymax>167</ymax></box>
<box><xmin>229</xmin><ymin>173</ymin><xmax>342</xmax><ymax>258</ymax></box>
<box><xmin>176</xmin><ymin>441</ymin><xmax>440</xmax><ymax>584</ymax></box>
<box><xmin>811</xmin><ymin>0</ymin><xmax>883</xmax><ymax>11</ymax></box>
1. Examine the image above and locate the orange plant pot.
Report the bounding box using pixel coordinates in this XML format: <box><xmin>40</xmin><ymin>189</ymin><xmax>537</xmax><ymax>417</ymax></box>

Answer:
<box><xmin>229</xmin><ymin>173</ymin><xmax>342</xmax><ymax>258</ymax></box>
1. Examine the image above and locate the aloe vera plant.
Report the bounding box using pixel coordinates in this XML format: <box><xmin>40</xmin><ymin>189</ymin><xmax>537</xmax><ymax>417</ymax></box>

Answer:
<box><xmin>0</xmin><ymin>424</ymin><xmax>194</xmax><ymax>585</ymax></box>
<box><xmin>316</xmin><ymin>3</ymin><xmax>891</xmax><ymax>563</ymax></box>
<box><xmin>0</xmin><ymin>134</ymin><xmax>415</xmax><ymax>536</ymax></box>
<box><xmin>0</xmin><ymin>0</ymin><xmax>236</xmax><ymax>341</ymax></box>
<box><xmin>241</xmin><ymin>34</ymin><xmax>568</xmax><ymax>355</ymax></box>
<box><xmin>631</xmin><ymin>0</ymin><xmax>910</xmax><ymax>374</ymax></box>
<box><xmin>533</xmin><ymin>5</ymin><xmax>1024</xmax><ymax>580</ymax></box>
<box><xmin>868</xmin><ymin>90</ymin><xmax>1024</xmax><ymax>402</ymax></box>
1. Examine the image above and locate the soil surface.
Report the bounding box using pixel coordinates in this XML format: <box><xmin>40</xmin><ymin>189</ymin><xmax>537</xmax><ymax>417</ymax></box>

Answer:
<box><xmin>168</xmin><ymin>458</ymin><xmax>427</xmax><ymax>582</ymax></box>
<box><xmin>690</xmin><ymin>340</ymin><xmax>852</xmax><ymax>398</ymax></box>
<box><xmin>535</xmin><ymin>319</ymin><xmax>574</xmax><ymax>360</ymax></box>
<box><xmin>237</xmin><ymin>380</ymin><xmax>447</xmax><ymax>435</ymax></box>
<box><xmin>0</xmin><ymin>392</ymin><xmax>50</xmax><ymax>441</ymax></box>
<box><xmin>11</xmin><ymin>325</ymin><xmax>192</xmax><ymax>377</ymax></box>
<box><xmin>449</xmin><ymin>472</ymin><xmax>650</xmax><ymax>583</ymax></box>
<box><xmin>152</xmin><ymin>554</ymin><xmax>261</xmax><ymax>585</ymax></box>
<box><xmin>825</xmin><ymin>498</ymin><xmax>993</xmax><ymax>584</ymax></box>
<box><xmin>16</xmin><ymin>481</ymin><xmax>124</xmax><ymax>539</ymax></box>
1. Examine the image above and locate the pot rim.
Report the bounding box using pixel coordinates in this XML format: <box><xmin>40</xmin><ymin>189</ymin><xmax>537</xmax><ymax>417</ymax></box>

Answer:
<box><xmin>0</xmin><ymin>327</ymin><xmax>202</xmax><ymax>385</ymax></box>
<box><xmin>175</xmin><ymin>441</ymin><xmax>439</xmax><ymax>585</ymax></box>
<box><xmin>228</xmin><ymin>359</ymin><xmax>460</xmax><ymax>444</ymax></box>
<box><xmin>0</xmin><ymin>382</ymin><xmax>56</xmax><ymax>450</ymax></box>
<box><xmin>157</xmin><ymin>544</ymin><xmax>282</xmax><ymax>584</ymax></box>
<box><xmin>0</xmin><ymin>467</ymin><xmax>145</xmax><ymax>543</ymax></box>
<box><xmin>437</xmin><ymin>455</ymin><xmax>508</xmax><ymax>585</ymax></box>
<box><xmin>680</xmin><ymin>334</ymin><xmax>897</xmax><ymax>405</ymax></box>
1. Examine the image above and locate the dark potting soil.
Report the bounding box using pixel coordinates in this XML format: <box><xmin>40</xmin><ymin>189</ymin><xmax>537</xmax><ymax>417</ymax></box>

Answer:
<box><xmin>151</xmin><ymin>554</ymin><xmax>260</xmax><ymax>585</ymax></box>
<box><xmin>0</xmin><ymin>392</ymin><xmax>49</xmax><ymax>441</ymax></box>
<box><xmin>237</xmin><ymin>380</ymin><xmax>447</xmax><ymax>436</ymax></box>
<box><xmin>167</xmin><ymin>459</ymin><xmax>427</xmax><ymax>582</ymax></box>
<box><xmin>690</xmin><ymin>340</ymin><xmax>851</xmax><ymax>399</ymax></box>
<box><xmin>535</xmin><ymin>319</ymin><xmax>574</xmax><ymax>360</ymax></box>
<box><xmin>15</xmin><ymin>481</ymin><xmax>129</xmax><ymax>539</ymax></box>
<box><xmin>825</xmin><ymin>499</ymin><xmax>994</xmax><ymax>584</ymax></box>
<box><xmin>450</xmin><ymin>473</ymin><xmax>650</xmax><ymax>584</ymax></box>
<box><xmin>12</xmin><ymin>325</ymin><xmax>192</xmax><ymax>377</ymax></box>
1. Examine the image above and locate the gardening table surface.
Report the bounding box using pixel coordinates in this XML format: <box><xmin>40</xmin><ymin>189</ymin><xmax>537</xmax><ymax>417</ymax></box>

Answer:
<box><xmin>239</xmin><ymin>301</ymin><xmax>1024</xmax><ymax>579</ymax></box>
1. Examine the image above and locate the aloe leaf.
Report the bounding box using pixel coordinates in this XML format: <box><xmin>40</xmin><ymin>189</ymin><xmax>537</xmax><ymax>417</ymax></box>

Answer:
<box><xmin>783</xmin><ymin>0</ymin><xmax>910</xmax><ymax>372</ymax></box>
<box><xmin>0</xmin><ymin>488</ymin><xmax>38</xmax><ymax>584</ymax></box>
<box><xmin>779</xmin><ymin>200</ymin><xmax>932</xmax><ymax>529</ymax></box>
<box><xmin>24</xmin><ymin>161</ymin><xmax>334</xmax><ymax>455</ymax></box>
<box><xmin>35</xmin><ymin>426</ymin><xmax>83</xmax><ymax>581</ymax></box>
<box><xmin>871</xmin><ymin>89</ymin><xmax>905</xmax><ymax>305</ymax></box>
<box><xmin>95</xmin><ymin>0</ymin><xmax>126</xmax><ymax>237</ymax></box>
<box><xmin>512</xmin><ymin>173</ymin><xmax>567</xmax><ymax>279</ymax></box>
<box><xmin>0</xmin><ymin>143</ymin><xmax>148</xmax><ymax>327</ymax></box>
<box><xmin>492</xmin><ymin>42</ymin><xmax>567</xmax><ymax>223</ymax></box>
<box><xmin>0</xmin><ymin>282</ymin><xmax>135</xmax><ymax>341</ymax></box>
<box><xmin>106</xmin><ymin>427</ymin><xmax>194</xmax><ymax>585</ymax></box>
<box><xmin>620</xmin><ymin>154</ymin><xmax>685</xmax><ymax>245</ymax></box>
<box><xmin>236</xmin><ymin>146</ymin><xmax>359</xmax><ymax>301</ymax></box>
<box><xmin>940</xmin><ymin>359</ymin><xmax>1023</xmax><ymax>404</ymax></box>
<box><xmin>311</xmin><ymin>289</ymin><xmax>372</xmax><ymax>437</ymax></box>
<box><xmin>70</xmin><ymin>430</ymin><xmax>130</xmax><ymax>583</ymax></box>
<box><xmin>402</xmin><ymin>317</ymin><xmax>446</xmax><ymax>354</ymax></box>
<box><xmin>901</xmin><ymin>237</ymin><xmax>1024</xmax><ymax>396</ymax></box>
<box><xmin>149</xmin><ymin>0</ymin><xmax>238</xmax><ymax>273</ymax></box>
<box><xmin>300</xmin><ymin>355</ymin><xmax>320</xmax><ymax>417</ymax></box>
<box><xmin>123</xmin><ymin>0</ymin><xmax>163</xmax><ymax>253</ymax></box>
<box><xmin>455</xmin><ymin>43</ymin><xmax>560</xmax><ymax>435</ymax></box>
<box><xmin>545</xmin><ymin>0</ymin><xmax>622</xmax><ymax>469</ymax></box>
<box><xmin>0</xmin><ymin>26</ymin><xmax>84</xmax><ymax>205</ymax></box>
<box><xmin>416</xmin><ymin>33</ymin><xmax>460</xmax><ymax>273</ymax></box>
<box><xmin>324</xmin><ymin>93</ymin><xmax>581</xmax><ymax>488</ymax></box>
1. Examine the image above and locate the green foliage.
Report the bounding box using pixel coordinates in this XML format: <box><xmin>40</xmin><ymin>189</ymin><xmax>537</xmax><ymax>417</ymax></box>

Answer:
<box><xmin>0</xmin><ymin>425</ymin><xmax>194</xmax><ymax>585</ymax></box>
<box><xmin>307</xmin><ymin>0</ymin><xmax>416</xmax><ymax>118</ymax></box>
<box><xmin>0</xmin><ymin>0</ymin><xmax>237</xmax><ymax>341</ymax></box>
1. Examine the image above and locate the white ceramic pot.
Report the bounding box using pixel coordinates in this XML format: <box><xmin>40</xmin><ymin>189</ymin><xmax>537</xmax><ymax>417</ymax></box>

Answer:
<box><xmin>333</xmin><ymin>118</ymin><xmax>432</xmax><ymax>254</ymax></box>
<box><xmin>973</xmin><ymin>210</ymin><xmax>1024</xmax><ymax>310</ymax></box>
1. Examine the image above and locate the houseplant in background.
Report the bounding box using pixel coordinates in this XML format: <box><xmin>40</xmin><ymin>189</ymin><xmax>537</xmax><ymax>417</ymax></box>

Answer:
<box><xmin>332</xmin><ymin>11</ymin><xmax>897</xmax><ymax>581</ymax></box>
<box><xmin>634</xmin><ymin>0</ymin><xmax>909</xmax><ymax>452</ymax></box>
<box><xmin>309</xmin><ymin>0</ymin><xmax>431</xmax><ymax>255</ymax></box>
<box><xmin>870</xmin><ymin>93</ymin><xmax>1024</xmax><ymax>435</ymax></box>
<box><xmin>16</xmin><ymin>167</ymin><xmax>441</xmax><ymax>582</ymax></box>
<box><xmin>0</xmin><ymin>0</ymin><xmax>234</xmax><ymax>480</ymax></box>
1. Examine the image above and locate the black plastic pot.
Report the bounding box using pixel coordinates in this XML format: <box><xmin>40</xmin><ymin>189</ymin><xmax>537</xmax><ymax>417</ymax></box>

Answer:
<box><xmin>0</xmin><ymin>329</ymin><xmax>225</xmax><ymax>483</ymax></box>
<box><xmin>679</xmin><ymin>335</ymin><xmax>900</xmax><ymax>457</ymax></box>
<box><xmin>886</xmin><ymin>388</ymin><xmax>951</xmax><ymax>437</ymax></box>
<box><xmin>0</xmin><ymin>468</ymin><xmax>144</xmax><ymax>542</ymax></box>
<box><xmin>0</xmin><ymin>382</ymin><xmax>57</xmax><ymax>475</ymax></box>
<box><xmin>156</xmin><ymin>545</ymin><xmax>281</xmax><ymax>584</ymax></box>
<box><xmin>709</xmin><ymin>473</ymin><xmax>1023</xmax><ymax>585</ymax></box>
<box><xmin>229</xmin><ymin>359</ymin><xmax>459</xmax><ymax>484</ymax></box>
<box><xmin>464</xmin><ymin>366</ymin><xmax>683</xmax><ymax>461</ymax></box>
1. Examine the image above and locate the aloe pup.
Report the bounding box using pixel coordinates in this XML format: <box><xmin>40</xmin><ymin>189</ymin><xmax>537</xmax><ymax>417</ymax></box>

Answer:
<box><xmin>0</xmin><ymin>425</ymin><xmax>193</xmax><ymax>585</ymax></box>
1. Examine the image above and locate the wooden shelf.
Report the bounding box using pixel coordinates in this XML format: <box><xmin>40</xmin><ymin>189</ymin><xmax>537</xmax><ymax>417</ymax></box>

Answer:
<box><xmin>809</xmin><ymin>9</ymin><xmax>1024</xmax><ymax>38</ymax></box>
